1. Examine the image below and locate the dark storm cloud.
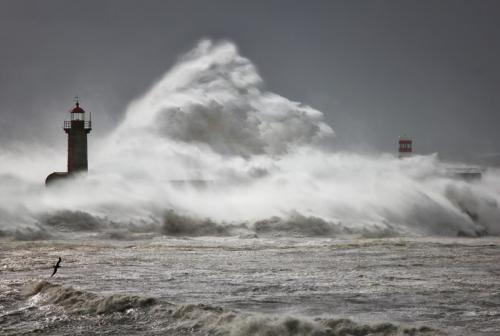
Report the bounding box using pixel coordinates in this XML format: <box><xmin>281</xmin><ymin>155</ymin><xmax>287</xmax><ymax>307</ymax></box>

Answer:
<box><xmin>0</xmin><ymin>0</ymin><xmax>499</xmax><ymax>162</ymax></box>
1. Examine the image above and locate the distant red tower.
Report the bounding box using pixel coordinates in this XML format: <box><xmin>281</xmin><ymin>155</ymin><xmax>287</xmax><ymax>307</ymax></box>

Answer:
<box><xmin>398</xmin><ymin>135</ymin><xmax>412</xmax><ymax>158</ymax></box>
<box><xmin>64</xmin><ymin>100</ymin><xmax>92</xmax><ymax>172</ymax></box>
<box><xmin>45</xmin><ymin>98</ymin><xmax>92</xmax><ymax>185</ymax></box>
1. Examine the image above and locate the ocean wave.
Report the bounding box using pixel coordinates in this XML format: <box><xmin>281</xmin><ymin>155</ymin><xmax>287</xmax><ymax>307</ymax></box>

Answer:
<box><xmin>0</xmin><ymin>226</ymin><xmax>52</xmax><ymax>241</ymax></box>
<box><xmin>171</xmin><ymin>303</ymin><xmax>445</xmax><ymax>336</ymax></box>
<box><xmin>0</xmin><ymin>202</ymin><xmax>493</xmax><ymax>242</ymax></box>
<box><xmin>162</xmin><ymin>209</ymin><xmax>234</xmax><ymax>236</ymax></box>
<box><xmin>38</xmin><ymin>210</ymin><xmax>103</xmax><ymax>232</ymax></box>
<box><xmin>22</xmin><ymin>281</ymin><xmax>156</xmax><ymax>314</ymax></box>
<box><xmin>20</xmin><ymin>281</ymin><xmax>445</xmax><ymax>335</ymax></box>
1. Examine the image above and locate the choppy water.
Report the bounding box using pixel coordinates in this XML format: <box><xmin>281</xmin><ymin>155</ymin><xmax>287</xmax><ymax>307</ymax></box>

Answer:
<box><xmin>1</xmin><ymin>236</ymin><xmax>499</xmax><ymax>335</ymax></box>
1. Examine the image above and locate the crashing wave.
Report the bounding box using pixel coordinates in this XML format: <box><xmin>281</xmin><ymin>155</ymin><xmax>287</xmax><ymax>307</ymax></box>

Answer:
<box><xmin>172</xmin><ymin>303</ymin><xmax>444</xmax><ymax>336</ymax></box>
<box><xmin>0</xmin><ymin>40</ymin><xmax>499</xmax><ymax>240</ymax></box>
<box><xmin>21</xmin><ymin>281</ymin><xmax>444</xmax><ymax>335</ymax></box>
<box><xmin>22</xmin><ymin>281</ymin><xmax>156</xmax><ymax>314</ymax></box>
<box><xmin>0</xmin><ymin>199</ymin><xmax>494</xmax><ymax>241</ymax></box>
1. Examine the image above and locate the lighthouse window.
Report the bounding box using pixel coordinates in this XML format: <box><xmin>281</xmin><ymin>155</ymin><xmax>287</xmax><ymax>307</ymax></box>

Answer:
<box><xmin>72</xmin><ymin>112</ymin><xmax>84</xmax><ymax>121</ymax></box>
<box><xmin>400</xmin><ymin>143</ymin><xmax>412</xmax><ymax>150</ymax></box>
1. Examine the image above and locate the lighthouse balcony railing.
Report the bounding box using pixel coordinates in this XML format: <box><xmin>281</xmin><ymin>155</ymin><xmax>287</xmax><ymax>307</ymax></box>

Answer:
<box><xmin>64</xmin><ymin>120</ymin><xmax>92</xmax><ymax>130</ymax></box>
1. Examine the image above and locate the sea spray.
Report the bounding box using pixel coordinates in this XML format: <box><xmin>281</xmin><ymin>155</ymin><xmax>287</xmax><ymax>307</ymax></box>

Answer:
<box><xmin>0</xmin><ymin>40</ymin><xmax>498</xmax><ymax>239</ymax></box>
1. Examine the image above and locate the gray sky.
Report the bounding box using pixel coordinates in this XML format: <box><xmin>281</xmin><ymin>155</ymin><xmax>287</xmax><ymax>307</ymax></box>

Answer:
<box><xmin>1</xmin><ymin>0</ymin><xmax>499</xmax><ymax>163</ymax></box>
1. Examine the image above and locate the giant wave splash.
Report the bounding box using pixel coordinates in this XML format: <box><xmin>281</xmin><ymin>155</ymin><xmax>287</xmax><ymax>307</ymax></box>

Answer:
<box><xmin>0</xmin><ymin>40</ymin><xmax>499</xmax><ymax>240</ymax></box>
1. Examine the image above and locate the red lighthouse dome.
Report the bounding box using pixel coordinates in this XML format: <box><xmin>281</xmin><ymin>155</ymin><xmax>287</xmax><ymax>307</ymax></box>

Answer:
<box><xmin>71</xmin><ymin>102</ymin><xmax>85</xmax><ymax>114</ymax></box>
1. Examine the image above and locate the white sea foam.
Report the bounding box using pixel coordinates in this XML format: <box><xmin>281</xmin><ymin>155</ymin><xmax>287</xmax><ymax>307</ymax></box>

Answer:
<box><xmin>0</xmin><ymin>40</ymin><xmax>499</xmax><ymax>239</ymax></box>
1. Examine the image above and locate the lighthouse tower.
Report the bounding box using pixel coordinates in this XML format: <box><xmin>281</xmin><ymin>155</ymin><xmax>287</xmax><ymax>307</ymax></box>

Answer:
<box><xmin>45</xmin><ymin>99</ymin><xmax>92</xmax><ymax>185</ymax></box>
<box><xmin>64</xmin><ymin>99</ymin><xmax>92</xmax><ymax>172</ymax></box>
<box><xmin>398</xmin><ymin>134</ymin><xmax>413</xmax><ymax>158</ymax></box>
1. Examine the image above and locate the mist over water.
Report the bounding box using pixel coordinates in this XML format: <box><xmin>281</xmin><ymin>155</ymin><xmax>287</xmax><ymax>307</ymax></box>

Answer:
<box><xmin>1</xmin><ymin>40</ymin><xmax>499</xmax><ymax>240</ymax></box>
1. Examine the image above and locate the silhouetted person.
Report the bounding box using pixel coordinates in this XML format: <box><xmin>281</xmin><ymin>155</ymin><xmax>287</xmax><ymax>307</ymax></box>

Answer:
<box><xmin>51</xmin><ymin>257</ymin><xmax>62</xmax><ymax>277</ymax></box>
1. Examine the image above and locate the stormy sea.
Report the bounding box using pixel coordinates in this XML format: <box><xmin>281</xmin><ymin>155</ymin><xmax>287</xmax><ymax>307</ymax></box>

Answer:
<box><xmin>1</xmin><ymin>41</ymin><xmax>499</xmax><ymax>335</ymax></box>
